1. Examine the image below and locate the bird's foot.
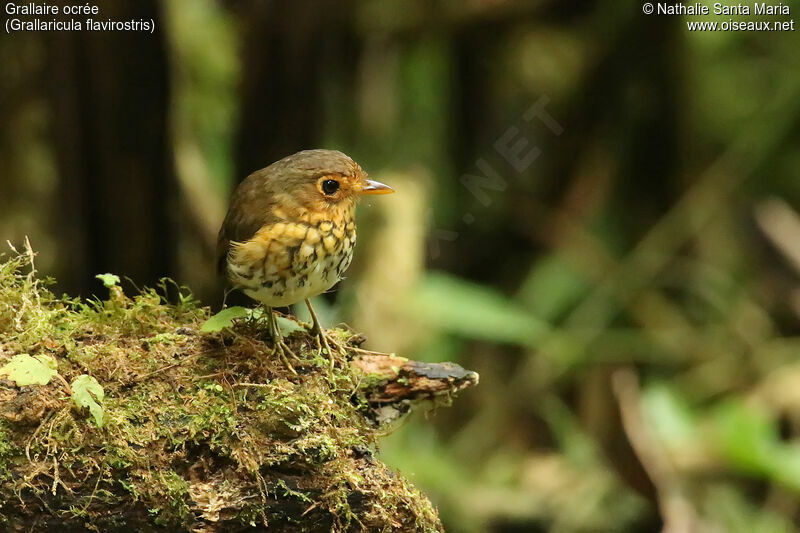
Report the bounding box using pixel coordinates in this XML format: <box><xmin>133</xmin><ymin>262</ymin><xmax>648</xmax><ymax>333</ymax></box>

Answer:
<box><xmin>302</xmin><ymin>299</ymin><xmax>348</xmax><ymax>370</ymax></box>
<box><xmin>313</xmin><ymin>330</ymin><xmax>335</xmax><ymax>370</ymax></box>
<box><xmin>271</xmin><ymin>339</ymin><xmax>299</xmax><ymax>375</ymax></box>
<box><xmin>309</xmin><ymin>327</ymin><xmax>348</xmax><ymax>370</ymax></box>
<box><xmin>272</xmin><ymin>340</ymin><xmax>300</xmax><ymax>376</ymax></box>
<box><xmin>265</xmin><ymin>307</ymin><xmax>300</xmax><ymax>375</ymax></box>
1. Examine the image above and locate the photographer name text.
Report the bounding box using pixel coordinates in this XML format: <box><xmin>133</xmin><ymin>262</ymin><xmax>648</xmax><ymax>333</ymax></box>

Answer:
<box><xmin>656</xmin><ymin>2</ymin><xmax>789</xmax><ymax>15</ymax></box>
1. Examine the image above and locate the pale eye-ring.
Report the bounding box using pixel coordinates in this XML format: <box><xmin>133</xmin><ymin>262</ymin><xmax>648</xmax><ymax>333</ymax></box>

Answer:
<box><xmin>321</xmin><ymin>179</ymin><xmax>340</xmax><ymax>195</ymax></box>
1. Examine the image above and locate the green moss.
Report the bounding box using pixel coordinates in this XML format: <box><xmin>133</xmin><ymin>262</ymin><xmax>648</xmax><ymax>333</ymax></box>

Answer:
<box><xmin>146</xmin><ymin>470</ymin><xmax>193</xmax><ymax>526</ymax></box>
<box><xmin>0</xmin><ymin>248</ymin><xmax>443</xmax><ymax>531</ymax></box>
<box><xmin>0</xmin><ymin>421</ymin><xmax>18</xmax><ymax>481</ymax></box>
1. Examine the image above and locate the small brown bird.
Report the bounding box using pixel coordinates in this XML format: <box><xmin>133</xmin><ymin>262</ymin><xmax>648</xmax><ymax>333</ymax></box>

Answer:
<box><xmin>216</xmin><ymin>149</ymin><xmax>393</xmax><ymax>369</ymax></box>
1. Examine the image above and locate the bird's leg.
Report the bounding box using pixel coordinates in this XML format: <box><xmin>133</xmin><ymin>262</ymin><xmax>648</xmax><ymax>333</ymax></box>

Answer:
<box><xmin>304</xmin><ymin>299</ymin><xmax>345</xmax><ymax>369</ymax></box>
<box><xmin>266</xmin><ymin>306</ymin><xmax>298</xmax><ymax>374</ymax></box>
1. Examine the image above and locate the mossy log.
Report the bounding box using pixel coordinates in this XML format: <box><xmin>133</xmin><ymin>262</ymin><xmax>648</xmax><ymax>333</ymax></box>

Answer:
<box><xmin>0</xmin><ymin>251</ymin><xmax>478</xmax><ymax>532</ymax></box>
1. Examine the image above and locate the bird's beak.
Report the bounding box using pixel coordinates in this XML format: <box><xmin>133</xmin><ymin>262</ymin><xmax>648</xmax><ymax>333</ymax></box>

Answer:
<box><xmin>361</xmin><ymin>179</ymin><xmax>395</xmax><ymax>195</ymax></box>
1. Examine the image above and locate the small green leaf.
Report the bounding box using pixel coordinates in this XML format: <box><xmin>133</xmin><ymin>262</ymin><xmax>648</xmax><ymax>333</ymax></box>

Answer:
<box><xmin>201</xmin><ymin>306</ymin><xmax>249</xmax><ymax>332</ymax></box>
<box><xmin>275</xmin><ymin>315</ymin><xmax>305</xmax><ymax>336</ymax></box>
<box><xmin>0</xmin><ymin>354</ymin><xmax>58</xmax><ymax>386</ymax></box>
<box><xmin>71</xmin><ymin>374</ymin><xmax>105</xmax><ymax>428</ymax></box>
<box><xmin>38</xmin><ymin>354</ymin><xmax>58</xmax><ymax>371</ymax></box>
<box><xmin>96</xmin><ymin>273</ymin><xmax>120</xmax><ymax>288</ymax></box>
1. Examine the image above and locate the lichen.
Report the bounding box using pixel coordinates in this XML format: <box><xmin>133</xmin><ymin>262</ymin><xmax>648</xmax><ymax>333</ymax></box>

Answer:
<box><xmin>0</xmin><ymin>248</ymin><xmax>443</xmax><ymax>532</ymax></box>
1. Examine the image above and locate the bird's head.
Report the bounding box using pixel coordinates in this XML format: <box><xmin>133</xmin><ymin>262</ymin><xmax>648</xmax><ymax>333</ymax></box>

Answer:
<box><xmin>270</xmin><ymin>149</ymin><xmax>393</xmax><ymax>220</ymax></box>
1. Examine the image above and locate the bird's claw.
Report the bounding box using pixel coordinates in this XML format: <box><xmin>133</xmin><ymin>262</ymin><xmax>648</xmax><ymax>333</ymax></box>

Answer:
<box><xmin>264</xmin><ymin>306</ymin><xmax>300</xmax><ymax>375</ymax></box>
<box><xmin>271</xmin><ymin>339</ymin><xmax>299</xmax><ymax>375</ymax></box>
<box><xmin>311</xmin><ymin>330</ymin><xmax>334</xmax><ymax>370</ymax></box>
<box><xmin>313</xmin><ymin>328</ymin><xmax>351</xmax><ymax>370</ymax></box>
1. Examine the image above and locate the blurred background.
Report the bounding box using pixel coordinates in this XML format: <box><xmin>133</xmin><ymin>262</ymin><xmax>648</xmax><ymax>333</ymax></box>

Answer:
<box><xmin>2</xmin><ymin>0</ymin><xmax>800</xmax><ymax>531</ymax></box>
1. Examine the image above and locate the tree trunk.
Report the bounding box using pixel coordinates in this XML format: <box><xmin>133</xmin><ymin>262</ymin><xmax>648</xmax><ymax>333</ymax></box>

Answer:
<box><xmin>45</xmin><ymin>1</ymin><xmax>176</xmax><ymax>298</ymax></box>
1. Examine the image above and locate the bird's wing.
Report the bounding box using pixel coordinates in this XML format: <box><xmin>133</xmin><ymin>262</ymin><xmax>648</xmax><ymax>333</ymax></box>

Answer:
<box><xmin>216</xmin><ymin>168</ymin><xmax>281</xmax><ymax>276</ymax></box>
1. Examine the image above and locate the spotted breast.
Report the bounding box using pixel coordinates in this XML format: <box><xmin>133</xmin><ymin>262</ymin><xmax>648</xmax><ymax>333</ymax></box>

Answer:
<box><xmin>225</xmin><ymin>214</ymin><xmax>357</xmax><ymax>308</ymax></box>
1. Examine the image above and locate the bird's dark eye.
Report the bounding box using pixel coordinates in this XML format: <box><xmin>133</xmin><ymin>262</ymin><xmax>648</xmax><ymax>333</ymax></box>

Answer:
<box><xmin>321</xmin><ymin>179</ymin><xmax>340</xmax><ymax>195</ymax></box>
